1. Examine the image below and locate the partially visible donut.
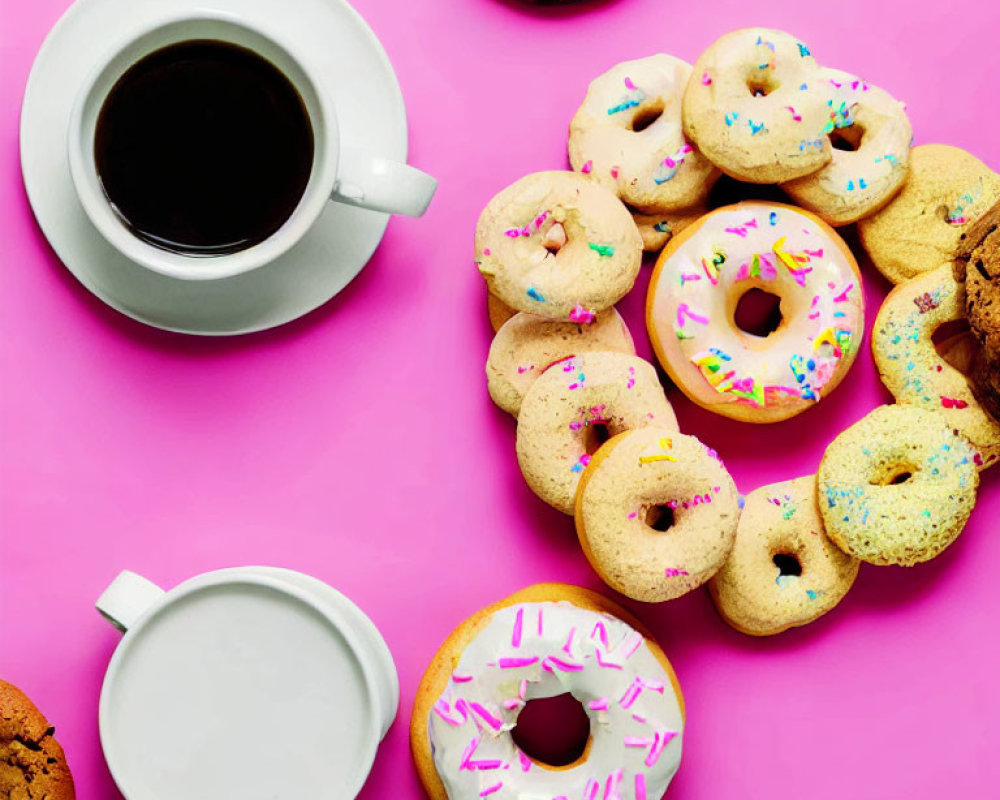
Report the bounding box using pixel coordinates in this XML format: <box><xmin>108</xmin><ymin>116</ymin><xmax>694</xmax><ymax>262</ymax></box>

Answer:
<box><xmin>781</xmin><ymin>69</ymin><xmax>911</xmax><ymax>226</ymax></box>
<box><xmin>708</xmin><ymin>476</ymin><xmax>859</xmax><ymax>636</ymax></box>
<box><xmin>569</xmin><ymin>55</ymin><xmax>718</xmax><ymax>213</ymax></box>
<box><xmin>487</xmin><ymin>309</ymin><xmax>635</xmax><ymax>417</ymax></box>
<box><xmin>516</xmin><ymin>352</ymin><xmax>677</xmax><ymax>514</ymax></box>
<box><xmin>871</xmin><ymin>264</ymin><xmax>1000</xmax><ymax>468</ymax></box>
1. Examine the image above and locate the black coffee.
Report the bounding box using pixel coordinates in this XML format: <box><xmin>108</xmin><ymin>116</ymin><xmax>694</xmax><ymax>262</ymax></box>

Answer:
<box><xmin>94</xmin><ymin>40</ymin><xmax>314</xmax><ymax>256</ymax></box>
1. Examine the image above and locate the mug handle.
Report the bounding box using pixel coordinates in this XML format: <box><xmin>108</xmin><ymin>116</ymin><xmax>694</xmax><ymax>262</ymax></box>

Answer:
<box><xmin>96</xmin><ymin>570</ymin><xmax>165</xmax><ymax>633</ymax></box>
<box><xmin>331</xmin><ymin>146</ymin><xmax>437</xmax><ymax>217</ymax></box>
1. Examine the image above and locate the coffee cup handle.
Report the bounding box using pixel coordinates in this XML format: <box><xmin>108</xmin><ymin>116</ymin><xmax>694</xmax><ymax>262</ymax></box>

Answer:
<box><xmin>331</xmin><ymin>146</ymin><xmax>437</xmax><ymax>217</ymax></box>
<box><xmin>96</xmin><ymin>570</ymin><xmax>165</xmax><ymax>633</ymax></box>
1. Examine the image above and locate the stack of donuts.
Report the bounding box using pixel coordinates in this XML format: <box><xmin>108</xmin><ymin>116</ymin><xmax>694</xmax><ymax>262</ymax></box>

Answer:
<box><xmin>476</xmin><ymin>27</ymin><xmax>997</xmax><ymax>638</ymax></box>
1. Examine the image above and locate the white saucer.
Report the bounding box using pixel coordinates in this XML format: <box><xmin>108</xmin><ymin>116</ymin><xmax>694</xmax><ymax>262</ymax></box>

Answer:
<box><xmin>20</xmin><ymin>0</ymin><xmax>408</xmax><ymax>336</ymax></box>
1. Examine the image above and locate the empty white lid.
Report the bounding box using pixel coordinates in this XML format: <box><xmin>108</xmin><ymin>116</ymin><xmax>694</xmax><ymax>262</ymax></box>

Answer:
<box><xmin>99</xmin><ymin>575</ymin><xmax>382</xmax><ymax>800</ymax></box>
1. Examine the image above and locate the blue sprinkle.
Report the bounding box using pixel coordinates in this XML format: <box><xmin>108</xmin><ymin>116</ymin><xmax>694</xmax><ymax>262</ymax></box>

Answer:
<box><xmin>906</xmin><ymin>361</ymin><xmax>915</xmax><ymax>371</ymax></box>
<box><xmin>526</xmin><ymin>287</ymin><xmax>546</xmax><ymax>302</ymax></box>
<box><xmin>859</xmin><ymin>178</ymin><xmax>868</xmax><ymax>189</ymax></box>
<box><xmin>807</xmin><ymin>359</ymin><xmax>815</xmax><ymax>370</ymax></box>
<box><xmin>769</xmin><ymin>211</ymin><xmax>778</xmax><ymax>226</ymax></box>
<box><xmin>806</xmin><ymin>589</ymin><xmax>818</xmax><ymax>600</ymax></box>
<box><xmin>834</xmin><ymin>311</ymin><xmax>846</xmax><ymax>318</ymax></box>
<box><xmin>738</xmin><ymin>495</ymin><xmax>746</xmax><ymax>509</ymax></box>
<box><xmin>799</xmin><ymin>83</ymin><xmax>809</xmax><ymax>90</ymax></box>
<box><xmin>797</xmin><ymin>43</ymin><xmax>811</xmax><ymax>57</ymax></box>
<box><xmin>846</xmin><ymin>180</ymin><xmax>855</xmax><ymax>191</ymax></box>
<box><xmin>725</xmin><ymin>112</ymin><xmax>739</xmax><ymax>126</ymax></box>
<box><xmin>748</xmin><ymin>120</ymin><xmax>765</xmax><ymax>135</ymax></box>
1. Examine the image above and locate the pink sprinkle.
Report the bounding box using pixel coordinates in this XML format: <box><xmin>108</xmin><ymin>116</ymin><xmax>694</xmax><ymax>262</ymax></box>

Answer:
<box><xmin>701</xmin><ymin>71</ymin><xmax>712</xmax><ymax>85</ymax></box>
<box><xmin>624</xmin><ymin>76</ymin><xmax>637</xmax><ymax>90</ymax></box>
<box><xmin>517</xmin><ymin>365</ymin><xmax>533</xmax><ymax>375</ymax></box>
<box><xmin>518</xmin><ymin>751</ymin><xmax>531</xmax><ymax>772</ymax></box>
<box><xmin>562</xmin><ymin>626</ymin><xmax>576</xmax><ymax>654</ymax></box>
<box><xmin>804</xmin><ymin>248</ymin><xmax>824</xmax><ymax>258</ymax></box>
<box><xmin>519</xmin><ymin>679</ymin><xmax>528</xmax><ymax>700</ymax></box>
<box><xmin>581</xmin><ymin>160</ymin><xmax>593</xmax><ymax>174</ymax></box>
<box><xmin>785</xmin><ymin>105</ymin><xmax>802</xmax><ymax>122</ymax></box>
<box><xmin>480</xmin><ymin>782</ymin><xmax>503</xmax><ymax>797</ymax></box>
<box><xmin>460</xmin><ymin>737</ymin><xmax>478</xmax><ymax>769</ymax></box>
<box><xmin>512</xmin><ymin>607</ymin><xmax>524</xmax><ymax>648</ymax></box>
<box><xmin>537</xmin><ymin>608</ymin><xmax>544</xmax><ymax>636</ymax></box>
<box><xmin>569</xmin><ymin>304</ymin><xmax>597</xmax><ymax>324</ymax></box>
<box><xmin>469</xmin><ymin>702</ymin><xmax>504</xmax><ymax>731</ymax></box>
<box><xmin>498</xmin><ymin>656</ymin><xmax>540</xmax><ymax>669</ymax></box>
<box><xmin>621</xmin><ymin>632</ymin><xmax>643</xmax><ymax>660</ymax></box>
<box><xmin>591</xmin><ymin>621</ymin><xmax>610</xmax><ymax>649</ymax></box>
<box><xmin>595</xmin><ymin>650</ymin><xmax>624</xmax><ymax>669</ymax></box>
<box><xmin>433</xmin><ymin>699</ymin><xmax>464</xmax><ymax>726</ymax></box>
<box><xmin>809</xmin><ymin>312</ymin><xmax>820</xmax><ymax>320</ymax></box>
<box><xmin>504</xmin><ymin>229</ymin><xmax>520</xmax><ymax>238</ymax></box>
<box><xmin>676</xmin><ymin>302</ymin><xmax>709</xmax><ymax>327</ymax></box>
<box><xmin>584</xmin><ymin>778</ymin><xmax>600</xmax><ymax>800</ymax></box>
<box><xmin>503</xmin><ymin>698</ymin><xmax>522</xmax><ymax>710</ymax></box>
<box><xmin>632</xmin><ymin>713</ymin><xmax>647</xmax><ymax>723</ymax></box>
<box><xmin>627</xmin><ymin>511</ymin><xmax>638</xmax><ymax>519</ymax></box>
<box><xmin>725</xmin><ymin>226</ymin><xmax>748</xmax><ymax>238</ymax></box>
<box><xmin>604</xmin><ymin>769</ymin><xmax>623</xmax><ymax>800</ymax></box>
<box><xmin>546</xmin><ymin>655</ymin><xmax>585</xmax><ymax>672</ymax></box>
<box><xmin>941</xmin><ymin>396</ymin><xmax>969</xmax><ymax>409</ymax></box>
<box><xmin>833</xmin><ymin>283</ymin><xmax>854</xmax><ymax>302</ymax></box>
<box><xmin>453</xmin><ymin>672</ymin><xmax>474</xmax><ymax>683</ymax></box>
<box><xmin>644</xmin><ymin>730</ymin><xmax>679</xmax><ymax>767</ymax></box>
<box><xmin>635</xmin><ymin>774</ymin><xmax>648</xmax><ymax>800</ymax></box>
<box><xmin>589</xmin><ymin>697</ymin><xmax>610</xmax><ymax>711</ymax></box>
<box><xmin>610</xmin><ymin>166</ymin><xmax>620</xmax><ymax>179</ymax></box>
<box><xmin>625</xmin><ymin>736</ymin><xmax>652</xmax><ymax>747</ymax></box>
<box><xmin>664</xmin><ymin>568</ymin><xmax>689</xmax><ymax>577</ymax></box>
<box><xmin>747</xmin><ymin>218</ymin><xmax>759</xmax><ymax>228</ymax></box>
<box><xmin>483</xmin><ymin>248</ymin><xmax>491</xmax><ymax>256</ymax></box>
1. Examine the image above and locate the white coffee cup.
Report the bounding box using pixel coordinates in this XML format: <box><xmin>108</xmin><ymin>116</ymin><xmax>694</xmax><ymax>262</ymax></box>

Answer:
<box><xmin>96</xmin><ymin>567</ymin><xmax>398</xmax><ymax>800</ymax></box>
<box><xmin>67</xmin><ymin>11</ymin><xmax>436</xmax><ymax>282</ymax></box>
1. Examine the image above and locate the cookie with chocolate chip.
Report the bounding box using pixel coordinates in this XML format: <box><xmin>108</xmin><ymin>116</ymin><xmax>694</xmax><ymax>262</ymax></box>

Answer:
<box><xmin>1</xmin><ymin>679</ymin><xmax>75</xmax><ymax>800</ymax></box>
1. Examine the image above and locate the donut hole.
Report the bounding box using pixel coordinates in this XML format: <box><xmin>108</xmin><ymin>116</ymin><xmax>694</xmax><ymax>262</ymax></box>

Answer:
<box><xmin>734</xmin><ymin>288</ymin><xmax>783</xmax><ymax>338</ymax></box>
<box><xmin>932</xmin><ymin>317</ymin><xmax>977</xmax><ymax>373</ymax></box>
<box><xmin>870</xmin><ymin>463</ymin><xmax>918</xmax><ymax>486</ymax></box>
<box><xmin>772</xmin><ymin>552</ymin><xmax>802</xmax><ymax>577</ymax></box>
<box><xmin>644</xmin><ymin>504</ymin><xmax>675</xmax><ymax>532</ymax></box>
<box><xmin>746</xmin><ymin>74</ymin><xmax>779</xmax><ymax>98</ymax></box>
<box><xmin>630</xmin><ymin>101</ymin><xmax>665</xmax><ymax>132</ymax></box>
<box><xmin>829</xmin><ymin>125</ymin><xmax>864</xmax><ymax>152</ymax></box>
<box><xmin>510</xmin><ymin>693</ymin><xmax>591</xmax><ymax>768</ymax></box>
<box><xmin>582</xmin><ymin>422</ymin><xmax>612</xmax><ymax>455</ymax></box>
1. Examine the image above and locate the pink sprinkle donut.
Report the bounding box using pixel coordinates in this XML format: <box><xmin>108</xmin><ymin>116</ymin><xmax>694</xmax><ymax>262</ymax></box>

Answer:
<box><xmin>646</xmin><ymin>201</ymin><xmax>864</xmax><ymax>423</ymax></box>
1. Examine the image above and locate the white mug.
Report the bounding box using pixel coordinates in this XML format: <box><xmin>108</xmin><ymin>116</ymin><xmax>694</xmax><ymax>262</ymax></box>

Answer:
<box><xmin>96</xmin><ymin>567</ymin><xmax>398</xmax><ymax>800</ymax></box>
<box><xmin>67</xmin><ymin>12</ymin><xmax>437</xmax><ymax>282</ymax></box>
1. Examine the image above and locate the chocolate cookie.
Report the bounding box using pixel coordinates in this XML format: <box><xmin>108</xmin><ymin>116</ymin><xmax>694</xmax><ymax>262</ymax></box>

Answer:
<box><xmin>1</xmin><ymin>680</ymin><xmax>75</xmax><ymax>800</ymax></box>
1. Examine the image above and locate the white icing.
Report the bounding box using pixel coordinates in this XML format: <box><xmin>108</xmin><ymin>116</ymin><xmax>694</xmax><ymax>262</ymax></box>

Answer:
<box><xmin>648</xmin><ymin>203</ymin><xmax>863</xmax><ymax>414</ymax></box>
<box><xmin>427</xmin><ymin>602</ymin><xmax>683</xmax><ymax>800</ymax></box>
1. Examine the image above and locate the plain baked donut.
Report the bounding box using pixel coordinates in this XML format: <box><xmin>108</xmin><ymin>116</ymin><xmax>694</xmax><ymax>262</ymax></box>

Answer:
<box><xmin>476</xmin><ymin>171</ymin><xmax>643</xmax><ymax>322</ymax></box>
<box><xmin>817</xmin><ymin>404</ymin><xmax>979</xmax><ymax>565</ymax></box>
<box><xmin>575</xmin><ymin>427</ymin><xmax>740</xmax><ymax>602</ymax></box>
<box><xmin>516</xmin><ymin>352</ymin><xmax>677</xmax><ymax>514</ymax></box>
<box><xmin>781</xmin><ymin>68</ymin><xmax>911</xmax><ymax>226</ymax></box>
<box><xmin>410</xmin><ymin>583</ymin><xmax>685</xmax><ymax>800</ymax></box>
<box><xmin>569</xmin><ymin>54</ymin><xmax>718</xmax><ymax>213</ymax></box>
<box><xmin>487</xmin><ymin>309</ymin><xmax>636</xmax><ymax>417</ymax></box>
<box><xmin>708</xmin><ymin>476</ymin><xmax>859</xmax><ymax>636</ymax></box>
<box><xmin>646</xmin><ymin>201</ymin><xmax>864</xmax><ymax>422</ymax></box>
<box><xmin>871</xmin><ymin>264</ymin><xmax>1000</xmax><ymax>468</ymax></box>
<box><xmin>682</xmin><ymin>28</ymin><xmax>832</xmax><ymax>183</ymax></box>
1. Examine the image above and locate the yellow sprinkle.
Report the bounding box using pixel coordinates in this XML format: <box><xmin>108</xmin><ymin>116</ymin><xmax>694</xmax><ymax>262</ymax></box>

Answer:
<box><xmin>639</xmin><ymin>454</ymin><xmax>677</xmax><ymax>464</ymax></box>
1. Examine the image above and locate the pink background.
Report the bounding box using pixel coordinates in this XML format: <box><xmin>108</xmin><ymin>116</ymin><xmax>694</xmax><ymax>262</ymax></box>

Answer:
<box><xmin>2</xmin><ymin>0</ymin><xmax>999</xmax><ymax>797</ymax></box>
